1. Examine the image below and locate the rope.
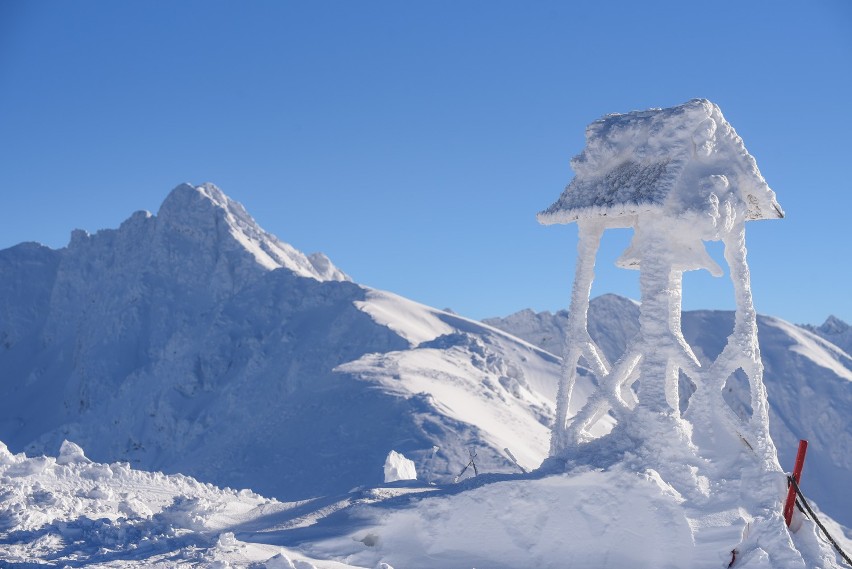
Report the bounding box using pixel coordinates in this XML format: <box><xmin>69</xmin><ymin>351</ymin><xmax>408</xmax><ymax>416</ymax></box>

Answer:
<box><xmin>795</xmin><ymin>497</ymin><xmax>809</xmax><ymax>519</ymax></box>
<box><xmin>787</xmin><ymin>475</ymin><xmax>852</xmax><ymax>567</ymax></box>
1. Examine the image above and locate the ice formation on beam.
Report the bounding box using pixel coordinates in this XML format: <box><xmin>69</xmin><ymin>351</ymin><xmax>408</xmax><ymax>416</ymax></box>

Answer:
<box><xmin>539</xmin><ymin>99</ymin><xmax>783</xmax><ymax>458</ymax></box>
<box><xmin>538</xmin><ymin>102</ymin><xmax>809</xmax><ymax>564</ymax></box>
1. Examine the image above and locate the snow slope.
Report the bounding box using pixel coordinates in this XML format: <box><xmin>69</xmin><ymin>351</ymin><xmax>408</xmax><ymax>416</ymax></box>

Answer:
<box><xmin>486</xmin><ymin>296</ymin><xmax>852</xmax><ymax>529</ymax></box>
<box><xmin>2</xmin><ymin>441</ymin><xmax>849</xmax><ymax>568</ymax></box>
<box><xmin>0</xmin><ymin>183</ymin><xmax>574</xmax><ymax>502</ymax></box>
<box><xmin>801</xmin><ymin>315</ymin><xmax>852</xmax><ymax>358</ymax></box>
<box><xmin>1</xmin><ymin>183</ymin><xmax>850</xmax><ymax>567</ymax></box>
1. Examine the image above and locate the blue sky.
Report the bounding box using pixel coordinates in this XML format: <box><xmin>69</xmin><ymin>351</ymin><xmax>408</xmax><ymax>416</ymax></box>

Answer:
<box><xmin>1</xmin><ymin>1</ymin><xmax>850</xmax><ymax>324</ymax></box>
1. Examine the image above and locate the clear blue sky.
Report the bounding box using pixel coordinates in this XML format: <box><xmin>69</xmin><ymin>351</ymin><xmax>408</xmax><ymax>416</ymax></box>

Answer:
<box><xmin>1</xmin><ymin>1</ymin><xmax>850</xmax><ymax>324</ymax></box>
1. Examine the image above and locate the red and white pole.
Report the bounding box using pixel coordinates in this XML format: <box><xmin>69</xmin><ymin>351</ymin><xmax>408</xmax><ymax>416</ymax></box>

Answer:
<box><xmin>784</xmin><ymin>439</ymin><xmax>808</xmax><ymax>527</ymax></box>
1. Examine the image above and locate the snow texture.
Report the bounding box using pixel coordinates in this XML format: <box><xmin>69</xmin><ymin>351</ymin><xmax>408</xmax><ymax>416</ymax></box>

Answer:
<box><xmin>1</xmin><ymin>442</ymin><xmax>848</xmax><ymax>568</ymax></box>
<box><xmin>0</xmin><ymin>181</ymin><xmax>848</xmax><ymax>568</ymax></box>
<box><xmin>488</xmin><ymin>296</ymin><xmax>852</xmax><ymax>530</ymax></box>
<box><xmin>0</xmin><ymin>183</ymin><xmax>568</xmax><ymax>501</ymax></box>
<box><xmin>538</xmin><ymin>99</ymin><xmax>783</xmax><ymax>228</ymax></box>
<box><xmin>382</xmin><ymin>451</ymin><xmax>416</xmax><ymax>483</ymax></box>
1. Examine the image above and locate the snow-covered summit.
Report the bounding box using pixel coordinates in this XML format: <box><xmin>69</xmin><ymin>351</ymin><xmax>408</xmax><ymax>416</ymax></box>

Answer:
<box><xmin>802</xmin><ymin>315</ymin><xmax>852</xmax><ymax>356</ymax></box>
<box><xmin>0</xmin><ymin>183</ymin><xmax>571</xmax><ymax>502</ymax></box>
<box><xmin>818</xmin><ymin>315</ymin><xmax>850</xmax><ymax>335</ymax></box>
<box><xmin>1</xmin><ymin>182</ymin><xmax>851</xmax><ymax>567</ymax></box>
<box><xmin>538</xmin><ymin>99</ymin><xmax>784</xmax><ymax>229</ymax></box>
<box><xmin>156</xmin><ymin>182</ymin><xmax>349</xmax><ymax>282</ymax></box>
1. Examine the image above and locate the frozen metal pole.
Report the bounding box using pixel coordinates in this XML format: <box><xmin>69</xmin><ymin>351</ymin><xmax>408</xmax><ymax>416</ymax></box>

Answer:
<box><xmin>784</xmin><ymin>439</ymin><xmax>808</xmax><ymax>527</ymax></box>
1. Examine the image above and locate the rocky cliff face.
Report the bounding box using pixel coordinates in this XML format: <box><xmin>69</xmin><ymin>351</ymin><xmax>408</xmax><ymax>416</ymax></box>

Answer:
<box><xmin>0</xmin><ymin>183</ymin><xmax>564</xmax><ymax>500</ymax></box>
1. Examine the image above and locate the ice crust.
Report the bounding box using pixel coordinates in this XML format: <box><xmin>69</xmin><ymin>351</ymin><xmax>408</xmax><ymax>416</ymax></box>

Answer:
<box><xmin>538</xmin><ymin>99</ymin><xmax>783</xmax><ymax>232</ymax></box>
<box><xmin>531</xmin><ymin>99</ymin><xmax>847</xmax><ymax>568</ymax></box>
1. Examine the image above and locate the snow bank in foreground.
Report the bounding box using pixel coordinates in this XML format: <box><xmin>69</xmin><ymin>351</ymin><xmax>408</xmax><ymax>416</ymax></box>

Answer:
<box><xmin>0</xmin><ymin>440</ymin><xmax>319</xmax><ymax>568</ymax></box>
<box><xmin>311</xmin><ymin>466</ymin><xmax>850</xmax><ymax>569</ymax></box>
<box><xmin>2</xmin><ymin>441</ymin><xmax>849</xmax><ymax>568</ymax></box>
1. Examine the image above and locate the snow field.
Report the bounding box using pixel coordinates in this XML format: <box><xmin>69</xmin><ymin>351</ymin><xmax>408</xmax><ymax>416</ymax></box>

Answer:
<box><xmin>6</xmin><ymin>439</ymin><xmax>848</xmax><ymax>568</ymax></box>
<box><xmin>1</xmin><ymin>181</ymin><xmax>850</xmax><ymax>568</ymax></box>
<box><xmin>0</xmin><ymin>441</ymin><xmax>318</xmax><ymax>568</ymax></box>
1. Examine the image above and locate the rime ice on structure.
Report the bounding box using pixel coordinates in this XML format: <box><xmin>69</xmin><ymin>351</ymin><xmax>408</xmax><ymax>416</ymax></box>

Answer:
<box><xmin>539</xmin><ymin>99</ymin><xmax>783</xmax><ymax>472</ymax></box>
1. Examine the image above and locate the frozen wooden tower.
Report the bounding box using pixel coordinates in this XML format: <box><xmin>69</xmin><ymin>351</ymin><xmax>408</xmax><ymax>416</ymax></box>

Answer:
<box><xmin>539</xmin><ymin>99</ymin><xmax>784</xmax><ymax>461</ymax></box>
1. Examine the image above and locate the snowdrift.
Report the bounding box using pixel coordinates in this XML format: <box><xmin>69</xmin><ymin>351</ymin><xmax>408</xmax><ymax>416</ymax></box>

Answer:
<box><xmin>2</xmin><ymin>441</ymin><xmax>849</xmax><ymax>568</ymax></box>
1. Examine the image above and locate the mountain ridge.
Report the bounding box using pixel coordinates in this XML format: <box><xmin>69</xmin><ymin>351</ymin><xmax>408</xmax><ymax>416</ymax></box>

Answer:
<box><xmin>1</xmin><ymin>182</ymin><xmax>850</xmax><ymax>530</ymax></box>
<box><xmin>801</xmin><ymin>314</ymin><xmax>852</xmax><ymax>357</ymax></box>
<box><xmin>0</xmin><ymin>183</ymin><xmax>569</xmax><ymax>501</ymax></box>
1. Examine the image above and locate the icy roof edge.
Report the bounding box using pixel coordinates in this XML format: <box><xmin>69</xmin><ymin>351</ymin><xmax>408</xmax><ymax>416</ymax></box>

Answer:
<box><xmin>537</xmin><ymin>196</ymin><xmax>783</xmax><ymax>227</ymax></box>
<box><xmin>537</xmin><ymin>204</ymin><xmax>647</xmax><ymax>226</ymax></box>
<box><xmin>537</xmin><ymin>99</ymin><xmax>784</xmax><ymax>228</ymax></box>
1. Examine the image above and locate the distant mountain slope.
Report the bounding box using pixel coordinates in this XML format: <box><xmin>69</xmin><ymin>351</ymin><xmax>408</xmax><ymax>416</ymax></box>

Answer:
<box><xmin>0</xmin><ymin>183</ymin><xmax>577</xmax><ymax>501</ymax></box>
<box><xmin>486</xmin><ymin>298</ymin><xmax>852</xmax><ymax>527</ymax></box>
<box><xmin>800</xmin><ymin>315</ymin><xmax>852</xmax><ymax>357</ymax></box>
<box><xmin>483</xmin><ymin>294</ymin><xmax>641</xmax><ymax>360</ymax></box>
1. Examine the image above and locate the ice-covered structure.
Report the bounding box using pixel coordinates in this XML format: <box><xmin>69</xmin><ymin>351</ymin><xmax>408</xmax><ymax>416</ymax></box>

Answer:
<box><xmin>540</xmin><ymin>98</ymin><xmax>782</xmax><ymax>455</ymax></box>
<box><xmin>538</xmin><ymin>100</ymin><xmax>809</xmax><ymax>564</ymax></box>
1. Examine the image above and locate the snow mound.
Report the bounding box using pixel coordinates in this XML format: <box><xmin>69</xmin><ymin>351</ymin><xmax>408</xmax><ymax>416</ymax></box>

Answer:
<box><xmin>3</xmin><ymin>441</ymin><xmax>847</xmax><ymax>568</ymax></box>
<box><xmin>382</xmin><ymin>451</ymin><xmax>416</xmax><ymax>483</ymax></box>
<box><xmin>57</xmin><ymin>439</ymin><xmax>91</xmax><ymax>465</ymax></box>
<box><xmin>0</xmin><ymin>441</ymin><xmax>338</xmax><ymax>568</ymax></box>
<box><xmin>308</xmin><ymin>466</ymin><xmax>849</xmax><ymax>569</ymax></box>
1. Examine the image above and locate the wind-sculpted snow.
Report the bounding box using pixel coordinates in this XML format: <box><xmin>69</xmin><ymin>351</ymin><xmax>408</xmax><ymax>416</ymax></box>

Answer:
<box><xmin>2</xmin><ymin>441</ymin><xmax>848</xmax><ymax>568</ymax></box>
<box><xmin>537</xmin><ymin>99</ymin><xmax>783</xmax><ymax>226</ymax></box>
<box><xmin>487</xmin><ymin>295</ymin><xmax>852</xmax><ymax>529</ymax></box>
<box><xmin>341</xmin><ymin>289</ymin><xmax>604</xmax><ymax>475</ymax></box>
<box><xmin>0</xmin><ymin>440</ymin><xmax>327</xmax><ymax>567</ymax></box>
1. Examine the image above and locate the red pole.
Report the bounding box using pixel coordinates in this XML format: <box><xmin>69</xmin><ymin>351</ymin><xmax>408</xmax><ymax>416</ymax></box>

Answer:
<box><xmin>784</xmin><ymin>439</ymin><xmax>808</xmax><ymax>527</ymax></box>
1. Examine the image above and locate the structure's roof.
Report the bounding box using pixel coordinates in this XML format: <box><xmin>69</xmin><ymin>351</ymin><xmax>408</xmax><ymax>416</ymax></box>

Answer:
<box><xmin>538</xmin><ymin>99</ymin><xmax>783</xmax><ymax>230</ymax></box>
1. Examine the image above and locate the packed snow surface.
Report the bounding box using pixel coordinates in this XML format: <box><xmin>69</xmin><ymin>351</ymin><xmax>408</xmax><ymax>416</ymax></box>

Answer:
<box><xmin>2</xmin><ymin>442</ymin><xmax>849</xmax><ymax>568</ymax></box>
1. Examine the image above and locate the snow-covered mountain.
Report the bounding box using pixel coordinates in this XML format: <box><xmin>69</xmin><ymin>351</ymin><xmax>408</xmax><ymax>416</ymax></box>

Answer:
<box><xmin>2</xmin><ymin>183</ymin><xmax>851</xmax><ymax>568</ymax></box>
<box><xmin>801</xmin><ymin>315</ymin><xmax>852</xmax><ymax>358</ymax></box>
<box><xmin>0</xmin><ymin>183</ymin><xmax>580</xmax><ymax>502</ymax></box>
<box><xmin>486</xmin><ymin>298</ymin><xmax>852</xmax><ymax>528</ymax></box>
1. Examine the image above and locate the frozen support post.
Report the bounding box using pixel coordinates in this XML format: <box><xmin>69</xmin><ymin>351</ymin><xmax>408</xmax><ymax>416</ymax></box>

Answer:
<box><xmin>550</xmin><ymin>220</ymin><xmax>609</xmax><ymax>455</ymax></box>
<box><xmin>537</xmin><ymin>100</ymin><xmax>784</xmax><ymax>458</ymax></box>
<box><xmin>784</xmin><ymin>439</ymin><xmax>808</xmax><ymax>527</ymax></box>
